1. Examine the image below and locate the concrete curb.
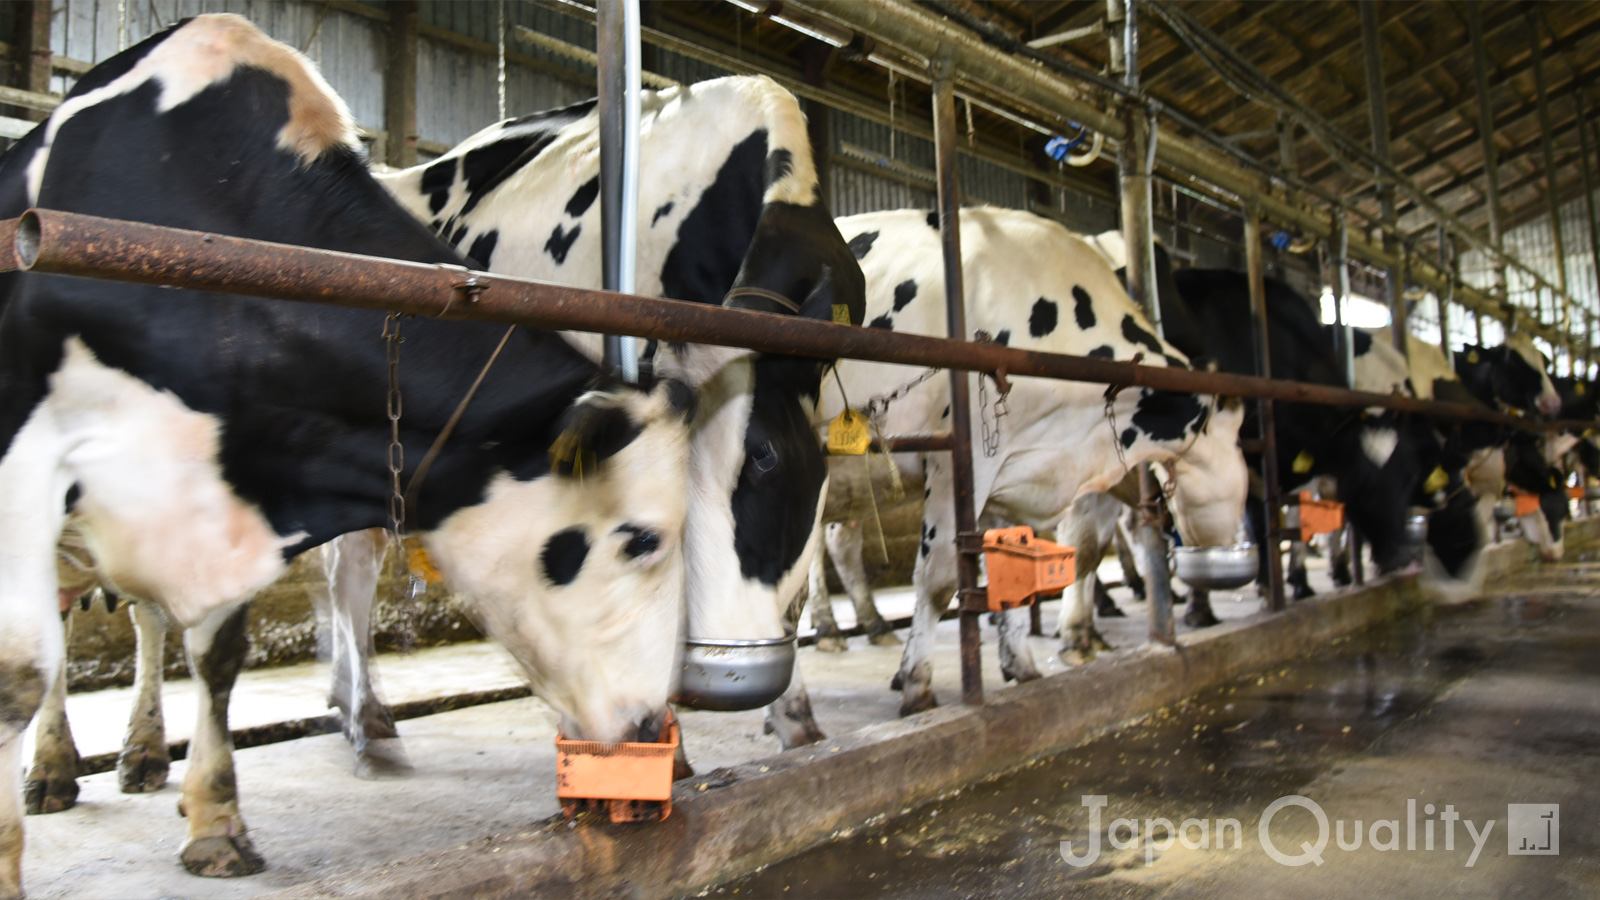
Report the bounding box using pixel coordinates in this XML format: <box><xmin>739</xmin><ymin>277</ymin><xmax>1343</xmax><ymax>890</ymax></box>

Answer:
<box><xmin>265</xmin><ymin>521</ymin><xmax>1590</xmax><ymax>900</ymax></box>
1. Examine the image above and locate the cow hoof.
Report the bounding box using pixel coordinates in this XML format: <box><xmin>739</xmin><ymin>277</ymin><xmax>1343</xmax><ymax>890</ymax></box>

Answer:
<box><xmin>1292</xmin><ymin>583</ymin><xmax>1316</xmax><ymax>601</ymax></box>
<box><xmin>181</xmin><ymin>834</ymin><xmax>266</xmax><ymax>878</ymax></box>
<box><xmin>815</xmin><ymin>634</ymin><xmax>847</xmax><ymax>653</ymax></box>
<box><xmin>23</xmin><ymin>771</ymin><xmax>79</xmax><ymax>815</ymax></box>
<box><xmin>1182</xmin><ymin>606</ymin><xmax>1221</xmax><ymax>629</ymax></box>
<box><xmin>1060</xmin><ymin>646</ymin><xmax>1095</xmax><ymax>666</ymax></box>
<box><xmin>889</xmin><ymin>670</ymin><xmax>904</xmax><ymax>692</ymax></box>
<box><xmin>117</xmin><ymin>743</ymin><xmax>170</xmax><ymax>794</ymax></box>
<box><xmin>1097</xmin><ymin>603</ymin><xmax>1127</xmax><ymax>618</ymax></box>
<box><xmin>1331</xmin><ymin>569</ymin><xmax>1353</xmax><ymax>588</ymax></box>
<box><xmin>898</xmin><ymin>689</ymin><xmax>938</xmax><ymax>716</ymax></box>
<box><xmin>867</xmin><ymin>628</ymin><xmax>902</xmax><ymax>647</ymax></box>
<box><xmin>1001</xmin><ymin>665</ymin><xmax>1042</xmax><ymax>684</ymax></box>
<box><xmin>353</xmin><ymin>740</ymin><xmax>413</xmax><ymax>780</ymax></box>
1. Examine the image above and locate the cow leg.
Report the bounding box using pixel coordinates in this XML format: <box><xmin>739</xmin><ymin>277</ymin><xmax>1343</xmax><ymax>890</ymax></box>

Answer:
<box><xmin>1328</xmin><ymin>526</ymin><xmax>1353</xmax><ymax>587</ymax></box>
<box><xmin>178</xmin><ymin>602</ymin><xmax>265</xmax><ymax>878</ymax></box>
<box><xmin>1286</xmin><ymin>541</ymin><xmax>1315</xmax><ymax>600</ymax></box>
<box><xmin>1058</xmin><ymin>498</ymin><xmax>1116</xmax><ymax>664</ymax></box>
<box><xmin>24</xmin><ymin>611</ymin><xmax>78</xmax><ymax>815</ymax></box>
<box><xmin>1112</xmin><ymin>511</ymin><xmax>1144</xmax><ymax>602</ymax></box>
<box><xmin>808</xmin><ymin>544</ymin><xmax>846</xmax><ymax>653</ymax></box>
<box><xmin>826</xmin><ymin>521</ymin><xmax>898</xmax><ymax>647</ymax></box>
<box><xmin>117</xmin><ymin>600</ymin><xmax>171</xmax><ymax>793</ymax></box>
<box><xmin>892</xmin><ymin>463</ymin><xmax>956</xmax><ymax>715</ymax></box>
<box><xmin>320</xmin><ymin>530</ymin><xmax>406</xmax><ymax>777</ymax></box>
<box><xmin>996</xmin><ymin>607</ymin><xmax>1041</xmax><ymax>683</ymax></box>
<box><xmin>761</xmin><ymin>656</ymin><xmax>826</xmax><ymax>749</ymax></box>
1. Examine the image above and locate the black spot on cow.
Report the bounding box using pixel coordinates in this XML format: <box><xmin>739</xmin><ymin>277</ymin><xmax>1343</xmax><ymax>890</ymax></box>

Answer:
<box><xmin>1121</xmin><ymin>427</ymin><xmax>1139</xmax><ymax>448</ymax></box>
<box><xmin>765</xmin><ymin>148</ymin><xmax>794</xmax><ymax>187</ymax></box>
<box><xmin>995</xmin><ymin>329</ymin><xmax>1011</xmax><ymax>346</ymax></box>
<box><xmin>541</xmin><ymin>528</ymin><xmax>590</xmax><ymax>586</ymax></box>
<box><xmin>551</xmin><ymin>394</ymin><xmax>644</xmax><ymax>476</ymax></box>
<box><xmin>466</xmin><ymin>230</ymin><xmax>498</xmax><ymax>268</ymax></box>
<box><xmin>919</xmin><ymin>522</ymin><xmax>938</xmax><ymax>557</ymax></box>
<box><xmin>848</xmin><ymin>231</ymin><xmax>879</xmax><ymax>259</ymax></box>
<box><xmin>1029</xmin><ymin>298</ymin><xmax>1059</xmax><ymax>338</ymax></box>
<box><xmin>1129</xmin><ymin>388</ymin><xmax>1207</xmax><ymax>443</ymax></box>
<box><xmin>1087</xmin><ymin>345</ymin><xmax>1115</xmax><ymax>360</ymax></box>
<box><xmin>869</xmin><ymin>314</ymin><xmax>894</xmax><ymax>330</ymax></box>
<box><xmin>63</xmin><ymin>483</ymin><xmax>80</xmax><ymax>512</ymax></box>
<box><xmin>615</xmin><ymin>523</ymin><xmax>660</xmax><ymax>560</ymax></box>
<box><xmin>564</xmin><ymin>175</ymin><xmax>600</xmax><ymax>218</ymax></box>
<box><xmin>651</xmin><ymin>201</ymin><xmax>674</xmax><ymax>226</ymax></box>
<box><xmin>545</xmin><ymin>223</ymin><xmax>581</xmax><ymax>265</ymax></box>
<box><xmin>1352</xmin><ymin>328</ymin><xmax>1373</xmax><ymax>356</ymax></box>
<box><xmin>460</xmin><ymin>134</ymin><xmax>545</xmax><ymax>216</ymax></box>
<box><xmin>926</xmin><ymin>210</ymin><xmax>939</xmax><ymax>230</ymax></box>
<box><xmin>1121</xmin><ymin>314</ymin><xmax>1164</xmax><ymax>354</ymax></box>
<box><xmin>448</xmin><ymin>223</ymin><xmax>469</xmax><ymax>249</ymax></box>
<box><xmin>420</xmin><ymin>157</ymin><xmax>456</xmax><ymax>215</ymax></box>
<box><xmin>941</xmin><ymin>404</ymin><xmax>950</xmax><ymax>419</ymax></box>
<box><xmin>1162</xmin><ymin>353</ymin><xmax>1188</xmax><ymax>369</ymax></box>
<box><xmin>1072</xmin><ymin>286</ymin><xmax>1095</xmax><ymax>329</ymax></box>
<box><xmin>893</xmin><ymin>279</ymin><xmax>918</xmax><ymax>311</ymax></box>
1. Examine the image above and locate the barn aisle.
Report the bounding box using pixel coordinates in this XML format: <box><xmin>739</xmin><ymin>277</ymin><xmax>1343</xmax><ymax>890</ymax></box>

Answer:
<box><xmin>713</xmin><ymin>561</ymin><xmax>1600</xmax><ymax>899</ymax></box>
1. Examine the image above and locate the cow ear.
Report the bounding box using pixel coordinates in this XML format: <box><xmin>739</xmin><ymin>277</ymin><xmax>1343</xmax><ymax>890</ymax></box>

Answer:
<box><xmin>798</xmin><ymin>263</ymin><xmax>866</xmax><ymax>327</ymax></box>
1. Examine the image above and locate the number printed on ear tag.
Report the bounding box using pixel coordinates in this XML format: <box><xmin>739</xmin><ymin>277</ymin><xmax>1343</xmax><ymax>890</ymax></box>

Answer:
<box><xmin>827</xmin><ymin>409</ymin><xmax>871</xmax><ymax>455</ymax></box>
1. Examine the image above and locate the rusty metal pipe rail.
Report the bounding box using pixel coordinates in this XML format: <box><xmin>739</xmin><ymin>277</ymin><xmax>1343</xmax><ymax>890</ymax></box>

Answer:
<box><xmin>7</xmin><ymin>209</ymin><xmax>1591</xmax><ymax>435</ymax></box>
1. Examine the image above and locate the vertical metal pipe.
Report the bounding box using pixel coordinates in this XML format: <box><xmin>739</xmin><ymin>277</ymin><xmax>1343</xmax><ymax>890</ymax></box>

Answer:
<box><xmin>1361</xmin><ymin>1</ymin><xmax>1404</xmax><ymax>356</ymax></box>
<box><xmin>496</xmin><ymin>0</ymin><xmax>508</xmax><ymax>120</ymax></box>
<box><xmin>1334</xmin><ymin>214</ymin><xmax>1355</xmax><ymax>388</ymax></box>
<box><xmin>1530</xmin><ymin>11</ymin><xmax>1569</xmax><ymax>301</ymax></box>
<box><xmin>597</xmin><ymin>0</ymin><xmax>641</xmax><ymax>381</ymax></box>
<box><xmin>1438</xmin><ymin>225</ymin><xmax>1453</xmax><ymax>352</ymax></box>
<box><xmin>931</xmin><ymin>54</ymin><xmax>982</xmax><ymax>707</ymax></box>
<box><xmin>1575</xmin><ymin>95</ymin><xmax>1600</xmax><ymax>331</ymax></box>
<box><xmin>1114</xmin><ymin>0</ymin><xmax>1173</xmax><ymax>646</ymax></box>
<box><xmin>1246</xmin><ymin>208</ymin><xmax>1285</xmax><ymax>612</ymax></box>
<box><xmin>1468</xmin><ymin>1</ymin><xmax>1509</xmax><ymax>304</ymax></box>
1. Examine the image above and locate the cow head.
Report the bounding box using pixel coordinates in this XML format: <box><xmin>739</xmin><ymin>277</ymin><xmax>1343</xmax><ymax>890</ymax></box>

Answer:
<box><xmin>669</xmin><ymin>199</ymin><xmax>866</xmax><ymax>643</ymax></box>
<box><xmin>1455</xmin><ymin>335</ymin><xmax>1561</xmax><ymax>417</ymax></box>
<box><xmin>1504</xmin><ymin>432</ymin><xmax>1569</xmax><ymax>562</ymax></box>
<box><xmin>426</xmin><ymin>377</ymin><xmax>696</xmax><ymax>742</ymax></box>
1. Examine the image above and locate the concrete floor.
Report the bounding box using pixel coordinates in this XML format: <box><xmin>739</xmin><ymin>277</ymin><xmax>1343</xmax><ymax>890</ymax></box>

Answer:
<box><xmin>715</xmin><ymin>561</ymin><xmax>1600</xmax><ymax>899</ymax></box>
<box><xmin>18</xmin><ymin>556</ymin><xmax>1286</xmax><ymax>900</ymax></box>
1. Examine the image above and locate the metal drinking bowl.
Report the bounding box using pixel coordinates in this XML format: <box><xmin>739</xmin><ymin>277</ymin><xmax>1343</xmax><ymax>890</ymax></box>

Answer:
<box><xmin>1174</xmin><ymin>543</ymin><xmax>1257</xmax><ymax>590</ymax></box>
<box><xmin>1405</xmin><ymin>514</ymin><xmax>1428</xmax><ymax>545</ymax></box>
<box><xmin>674</xmin><ymin>636</ymin><xmax>796</xmax><ymax>711</ymax></box>
<box><xmin>1493</xmin><ymin>498</ymin><xmax>1516</xmax><ymax>522</ymax></box>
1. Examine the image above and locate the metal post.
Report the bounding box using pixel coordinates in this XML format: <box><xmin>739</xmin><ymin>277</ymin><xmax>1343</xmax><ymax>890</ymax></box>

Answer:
<box><xmin>1468</xmin><ymin>1</ymin><xmax>1510</xmax><ymax>305</ymax></box>
<box><xmin>1361</xmin><ymin>1</ymin><xmax>1404</xmax><ymax>355</ymax></box>
<box><xmin>931</xmin><ymin>54</ymin><xmax>982</xmax><ymax>707</ymax></box>
<box><xmin>1575</xmin><ymin>95</ymin><xmax>1600</xmax><ymax>330</ymax></box>
<box><xmin>1333</xmin><ymin>214</ymin><xmax>1355</xmax><ymax>387</ymax></box>
<box><xmin>383</xmin><ymin>1</ymin><xmax>419</xmax><ymax>169</ymax></box>
<box><xmin>1438</xmin><ymin>224</ymin><xmax>1453</xmax><ymax>352</ymax></box>
<box><xmin>597</xmin><ymin>0</ymin><xmax>641</xmax><ymax>381</ymax></box>
<box><xmin>1113</xmin><ymin>0</ymin><xmax>1173</xmax><ymax>646</ymax></box>
<box><xmin>1530</xmin><ymin>12</ymin><xmax>1569</xmax><ymax>302</ymax></box>
<box><xmin>1246</xmin><ymin>208</ymin><xmax>1285</xmax><ymax>612</ymax></box>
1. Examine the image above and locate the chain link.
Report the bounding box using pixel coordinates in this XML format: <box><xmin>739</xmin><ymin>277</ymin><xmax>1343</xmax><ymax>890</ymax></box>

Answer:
<box><xmin>862</xmin><ymin>366</ymin><xmax>941</xmax><ymax>432</ymax></box>
<box><xmin>384</xmin><ymin>312</ymin><xmax>406</xmax><ymax>542</ymax></box>
<box><xmin>978</xmin><ymin>372</ymin><xmax>1008</xmax><ymax>458</ymax></box>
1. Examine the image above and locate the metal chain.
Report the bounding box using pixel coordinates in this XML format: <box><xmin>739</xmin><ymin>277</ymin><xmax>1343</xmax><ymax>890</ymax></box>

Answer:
<box><xmin>862</xmin><ymin>366</ymin><xmax>942</xmax><ymax>431</ymax></box>
<box><xmin>978</xmin><ymin>372</ymin><xmax>1007</xmax><ymax>458</ymax></box>
<box><xmin>382</xmin><ymin>313</ymin><xmax>425</xmax><ymax>651</ymax></box>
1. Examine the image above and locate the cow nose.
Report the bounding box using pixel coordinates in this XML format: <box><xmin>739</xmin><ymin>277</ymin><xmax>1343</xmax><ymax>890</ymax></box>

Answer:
<box><xmin>1540</xmin><ymin>544</ymin><xmax>1565</xmax><ymax>563</ymax></box>
<box><xmin>1540</xmin><ymin>394</ymin><xmax>1563</xmax><ymax>416</ymax></box>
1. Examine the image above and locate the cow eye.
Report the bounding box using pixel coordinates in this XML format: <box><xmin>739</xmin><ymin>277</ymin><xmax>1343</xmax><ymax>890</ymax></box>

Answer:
<box><xmin>751</xmin><ymin>441</ymin><xmax>779</xmax><ymax>475</ymax></box>
<box><xmin>619</xmin><ymin>527</ymin><xmax>661</xmax><ymax>560</ymax></box>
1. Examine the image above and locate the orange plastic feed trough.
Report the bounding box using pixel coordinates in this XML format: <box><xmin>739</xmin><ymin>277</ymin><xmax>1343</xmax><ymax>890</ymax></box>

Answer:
<box><xmin>556</xmin><ymin>711</ymin><xmax>678</xmax><ymax>823</ymax></box>
<box><xmin>1296</xmin><ymin>492</ymin><xmax>1344</xmax><ymax>542</ymax></box>
<box><xmin>981</xmin><ymin>526</ymin><xmax>1075</xmax><ymax>611</ymax></box>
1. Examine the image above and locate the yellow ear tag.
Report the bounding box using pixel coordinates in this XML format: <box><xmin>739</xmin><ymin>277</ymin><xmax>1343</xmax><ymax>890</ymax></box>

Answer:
<box><xmin>1550</xmin><ymin>474</ymin><xmax>1560</xmax><ymax>489</ymax></box>
<box><xmin>827</xmin><ymin>409</ymin><xmax>871</xmax><ymax>456</ymax></box>
<box><xmin>1424</xmin><ymin>465</ymin><xmax>1448</xmax><ymax>494</ymax></box>
<box><xmin>1292</xmin><ymin>450</ymin><xmax>1314</xmax><ymax>474</ymax></box>
<box><xmin>1578</xmin><ymin>382</ymin><xmax>1587</xmax><ymax>396</ymax></box>
<box><xmin>1467</xmin><ymin>350</ymin><xmax>1480</xmax><ymax>364</ymax></box>
<box><xmin>403</xmin><ymin>536</ymin><xmax>444</xmax><ymax>586</ymax></box>
<box><xmin>832</xmin><ymin>304</ymin><xmax>853</xmax><ymax>325</ymax></box>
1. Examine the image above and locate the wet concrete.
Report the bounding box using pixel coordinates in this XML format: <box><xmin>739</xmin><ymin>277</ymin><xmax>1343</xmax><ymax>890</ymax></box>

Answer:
<box><xmin>711</xmin><ymin>564</ymin><xmax>1600</xmax><ymax>899</ymax></box>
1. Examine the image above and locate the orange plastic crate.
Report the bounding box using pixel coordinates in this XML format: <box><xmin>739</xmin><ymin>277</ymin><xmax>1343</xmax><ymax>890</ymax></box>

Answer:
<box><xmin>1512</xmin><ymin>488</ymin><xmax>1540</xmax><ymax>517</ymax></box>
<box><xmin>982</xmin><ymin>526</ymin><xmax>1075</xmax><ymax>611</ymax></box>
<box><xmin>1568</xmin><ymin>485</ymin><xmax>1584</xmax><ymax>501</ymax></box>
<box><xmin>556</xmin><ymin>711</ymin><xmax>677</xmax><ymax>823</ymax></box>
<box><xmin>1296</xmin><ymin>491</ymin><xmax>1344</xmax><ymax>542</ymax></box>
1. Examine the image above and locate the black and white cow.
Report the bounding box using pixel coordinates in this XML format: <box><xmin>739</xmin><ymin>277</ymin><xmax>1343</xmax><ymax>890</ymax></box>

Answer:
<box><xmin>821</xmin><ymin>209</ymin><xmax>1249</xmax><ymax>715</ymax></box>
<box><xmin>0</xmin><ymin>17</ymin><xmax>850</xmax><ymax>893</ymax></box>
<box><xmin>1157</xmin><ymin>269</ymin><xmax>1484</xmax><ymax>625</ymax></box>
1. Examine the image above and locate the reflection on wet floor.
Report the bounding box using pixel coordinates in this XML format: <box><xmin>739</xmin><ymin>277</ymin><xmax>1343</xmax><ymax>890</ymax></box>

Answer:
<box><xmin>709</xmin><ymin>562</ymin><xmax>1600</xmax><ymax>900</ymax></box>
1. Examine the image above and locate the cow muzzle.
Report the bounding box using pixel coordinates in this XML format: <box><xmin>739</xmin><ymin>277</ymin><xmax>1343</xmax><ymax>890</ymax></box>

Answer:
<box><xmin>673</xmin><ymin>635</ymin><xmax>796</xmax><ymax>710</ymax></box>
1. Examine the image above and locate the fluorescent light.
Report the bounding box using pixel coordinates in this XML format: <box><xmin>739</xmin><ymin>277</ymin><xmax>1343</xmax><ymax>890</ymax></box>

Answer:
<box><xmin>1319</xmin><ymin>286</ymin><xmax>1390</xmax><ymax>329</ymax></box>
